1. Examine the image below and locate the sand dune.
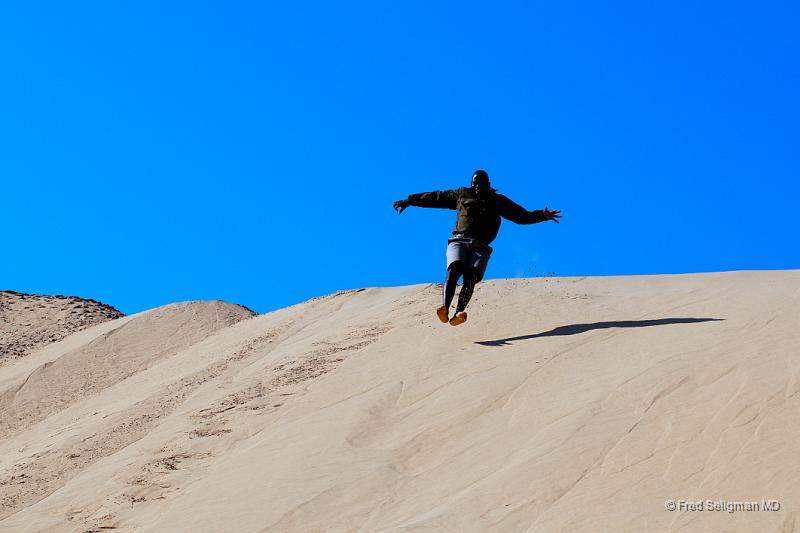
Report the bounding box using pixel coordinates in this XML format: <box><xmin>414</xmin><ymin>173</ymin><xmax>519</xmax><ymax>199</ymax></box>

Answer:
<box><xmin>0</xmin><ymin>291</ymin><xmax>124</xmax><ymax>367</ymax></box>
<box><xmin>0</xmin><ymin>271</ymin><xmax>798</xmax><ymax>532</ymax></box>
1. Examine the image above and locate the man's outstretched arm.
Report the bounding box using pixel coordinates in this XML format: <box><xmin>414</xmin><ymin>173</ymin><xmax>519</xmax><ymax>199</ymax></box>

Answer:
<box><xmin>497</xmin><ymin>194</ymin><xmax>562</xmax><ymax>224</ymax></box>
<box><xmin>393</xmin><ymin>189</ymin><xmax>458</xmax><ymax>214</ymax></box>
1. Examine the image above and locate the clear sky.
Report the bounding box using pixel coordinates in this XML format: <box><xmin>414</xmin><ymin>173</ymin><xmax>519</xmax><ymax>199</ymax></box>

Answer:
<box><xmin>2</xmin><ymin>1</ymin><xmax>798</xmax><ymax>314</ymax></box>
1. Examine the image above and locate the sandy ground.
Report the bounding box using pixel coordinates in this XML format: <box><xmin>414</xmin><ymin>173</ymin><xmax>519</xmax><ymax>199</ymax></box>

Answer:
<box><xmin>0</xmin><ymin>271</ymin><xmax>798</xmax><ymax>532</ymax></box>
<box><xmin>0</xmin><ymin>291</ymin><xmax>123</xmax><ymax>367</ymax></box>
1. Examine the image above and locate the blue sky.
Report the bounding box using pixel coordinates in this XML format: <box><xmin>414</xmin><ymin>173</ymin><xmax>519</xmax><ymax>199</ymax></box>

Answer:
<box><xmin>2</xmin><ymin>1</ymin><xmax>798</xmax><ymax>314</ymax></box>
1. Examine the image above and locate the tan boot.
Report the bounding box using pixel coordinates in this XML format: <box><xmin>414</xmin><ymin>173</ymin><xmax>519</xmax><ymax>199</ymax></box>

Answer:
<box><xmin>449</xmin><ymin>311</ymin><xmax>467</xmax><ymax>326</ymax></box>
<box><xmin>436</xmin><ymin>306</ymin><xmax>449</xmax><ymax>323</ymax></box>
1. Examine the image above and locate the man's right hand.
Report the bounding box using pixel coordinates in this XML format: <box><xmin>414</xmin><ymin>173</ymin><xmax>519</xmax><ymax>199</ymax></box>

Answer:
<box><xmin>393</xmin><ymin>199</ymin><xmax>410</xmax><ymax>214</ymax></box>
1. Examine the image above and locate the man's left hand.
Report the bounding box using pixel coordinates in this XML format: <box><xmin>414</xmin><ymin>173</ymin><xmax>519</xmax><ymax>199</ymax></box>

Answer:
<box><xmin>543</xmin><ymin>206</ymin><xmax>562</xmax><ymax>223</ymax></box>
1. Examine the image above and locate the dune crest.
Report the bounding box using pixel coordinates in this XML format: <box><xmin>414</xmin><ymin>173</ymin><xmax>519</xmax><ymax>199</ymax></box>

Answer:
<box><xmin>0</xmin><ymin>291</ymin><xmax>124</xmax><ymax>366</ymax></box>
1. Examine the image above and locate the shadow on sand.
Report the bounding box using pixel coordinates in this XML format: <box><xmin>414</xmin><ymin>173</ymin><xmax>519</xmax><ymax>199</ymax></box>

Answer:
<box><xmin>475</xmin><ymin>317</ymin><xmax>724</xmax><ymax>347</ymax></box>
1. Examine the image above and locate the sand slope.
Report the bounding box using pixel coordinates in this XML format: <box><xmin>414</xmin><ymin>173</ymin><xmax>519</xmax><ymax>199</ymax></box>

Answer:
<box><xmin>0</xmin><ymin>291</ymin><xmax>124</xmax><ymax>366</ymax></box>
<box><xmin>1</xmin><ymin>271</ymin><xmax>798</xmax><ymax>532</ymax></box>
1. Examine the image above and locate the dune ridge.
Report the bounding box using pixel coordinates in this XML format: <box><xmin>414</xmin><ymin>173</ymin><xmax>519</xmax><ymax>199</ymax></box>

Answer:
<box><xmin>0</xmin><ymin>291</ymin><xmax>124</xmax><ymax>366</ymax></box>
<box><xmin>0</xmin><ymin>271</ymin><xmax>798</xmax><ymax>532</ymax></box>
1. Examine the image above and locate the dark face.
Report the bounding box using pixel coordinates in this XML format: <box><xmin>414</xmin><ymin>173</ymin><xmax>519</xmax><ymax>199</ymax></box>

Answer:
<box><xmin>471</xmin><ymin>174</ymin><xmax>490</xmax><ymax>196</ymax></box>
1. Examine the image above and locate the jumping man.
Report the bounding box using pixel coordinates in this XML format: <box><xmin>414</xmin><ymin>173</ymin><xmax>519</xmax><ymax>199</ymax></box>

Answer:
<box><xmin>393</xmin><ymin>169</ymin><xmax>561</xmax><ymax>326</ymax></box>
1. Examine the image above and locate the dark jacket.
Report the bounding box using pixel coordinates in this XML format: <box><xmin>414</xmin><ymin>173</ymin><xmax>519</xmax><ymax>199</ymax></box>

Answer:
<box><xmin>406</xmin><ymin>187</ymin><xmax>547</xmax><ymax>245</ymax></box>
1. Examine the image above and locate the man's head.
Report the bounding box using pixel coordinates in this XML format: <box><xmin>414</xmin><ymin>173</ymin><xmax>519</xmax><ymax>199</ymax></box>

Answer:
<box><xmin>471</xmin><ymin>169</ymin><xmax>491</xmax><ymax>196</ymax></box>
